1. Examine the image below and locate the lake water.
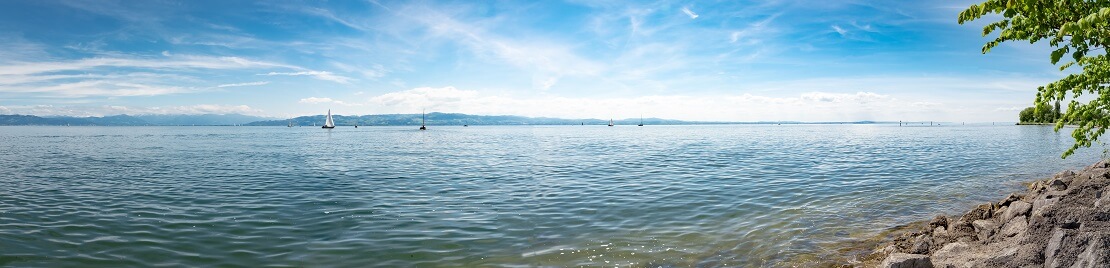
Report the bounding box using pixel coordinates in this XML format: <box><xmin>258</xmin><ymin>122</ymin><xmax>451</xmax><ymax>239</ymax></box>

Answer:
<box><xmin>0</xmin><ymin>124</ymin><xmax>1101</xmax><ymax>267</ymax></box>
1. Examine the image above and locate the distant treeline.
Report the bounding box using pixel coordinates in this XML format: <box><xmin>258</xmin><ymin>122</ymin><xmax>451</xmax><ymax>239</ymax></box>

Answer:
<box><xmin>1018</xmin><ymin>102</ymin><xmax>1062</xmax><ymax>124</ymax></box>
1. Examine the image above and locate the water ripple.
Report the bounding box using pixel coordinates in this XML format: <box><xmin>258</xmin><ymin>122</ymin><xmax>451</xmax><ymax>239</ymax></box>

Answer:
<box><xmin>0</xmin><ymin>125</ymin><xmax>1100</xmax><ymax>267</ymax></box>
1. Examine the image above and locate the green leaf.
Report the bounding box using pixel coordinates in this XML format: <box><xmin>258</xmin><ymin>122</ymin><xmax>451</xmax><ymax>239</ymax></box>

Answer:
<box><xmin>1051</xmin><ymin>48</ymin><xmax>1068</xmax><ymax>64</ymax></box>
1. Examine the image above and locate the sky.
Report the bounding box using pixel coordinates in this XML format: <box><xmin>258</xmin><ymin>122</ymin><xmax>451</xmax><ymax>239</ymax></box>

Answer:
<box><xmin>0</xmin><ymin>0</ymin><xmax>1067</xmax><ymax>122</ymax></box>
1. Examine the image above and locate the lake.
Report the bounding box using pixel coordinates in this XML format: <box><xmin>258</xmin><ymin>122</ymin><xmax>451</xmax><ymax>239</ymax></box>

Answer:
<box><xmin>0</xmin><ymin>124</ymin><xmax>1100</xmax><ymax>267</ymax></box>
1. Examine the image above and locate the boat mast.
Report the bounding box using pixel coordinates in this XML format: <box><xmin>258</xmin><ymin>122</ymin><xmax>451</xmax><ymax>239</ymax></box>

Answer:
<box><xmin>420</xmin><ymin>109</ymin><xmax>427</xmax><ymax>130</ymax></box>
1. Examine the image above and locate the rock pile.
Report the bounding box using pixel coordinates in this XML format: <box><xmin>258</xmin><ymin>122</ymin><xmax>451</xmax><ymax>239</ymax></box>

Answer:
<box><xmin>873</xmin><ymin>160</ymin><xmax>1110</xmax><ymax>268</ymax></box>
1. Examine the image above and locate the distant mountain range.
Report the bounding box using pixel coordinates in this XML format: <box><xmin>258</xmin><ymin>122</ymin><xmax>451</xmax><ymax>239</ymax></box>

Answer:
<box><xmin>247</xmin><ymin>112</ymin><xmax>895</xmax><ymax>126</ymax></box>
<box><xmin>0</xmin><ymin>114</ymin><xmax>275</xmax><ymax>126</ymax></box>
<box><xmin>246</xmin><ymin>112</ymin><xmax>705</xmax><ymax>126</ymax></box>
<box><xmin>0</xmin><ymin>112</ymin><xmax>908</xmax><ymax>126</ymax></box>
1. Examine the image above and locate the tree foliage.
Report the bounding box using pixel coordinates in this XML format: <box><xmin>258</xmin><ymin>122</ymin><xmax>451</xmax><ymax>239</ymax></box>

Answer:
<box><xmin>1017</xmin><ymin>102</ymin><xmax>1063</xmax><ymax>123</ymax></box>
<box><xmin>959</xmin><ymin>1</ymin><xmax>1110</xmax><ymax>158</ymax></box>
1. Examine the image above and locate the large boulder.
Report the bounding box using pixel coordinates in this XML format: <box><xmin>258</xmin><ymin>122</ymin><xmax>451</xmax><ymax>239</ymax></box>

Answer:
<box><xmin>1045</xmin><ymin>228</ymin><xmax>1079</xmax><ymax>268</ymax></box>
<box><xmin>972</xmin><ymin>219</ymin><xmax>998</xmax><ymax>241</ymax></box>
<box><xmin>1033</xmin><ymin>195</ymin><xmax>1060</xmax><ymax>217</ymax></box>
<box><xmin>947</xmin><ymin>220</ymin><xmax>976</xmax><ymax>242</ymax></box>
<box><xmin>880</xmin><ymin>253</ymin><xmax>933</xmax><ymax>268</ymax></box>
<box><xmin>999</xmin><ymin>215</ymin><xmax>1027</xmax><ymax>237</ymax></box>
<box><xmin>930</xmin><ymin>242</ymin><xmax>970</xmax><ymax>267</ymax></box>
<box><xmin>962</xmin><ymin>204</ymin><xmax>995</xmax><ymax>222</ymax></box>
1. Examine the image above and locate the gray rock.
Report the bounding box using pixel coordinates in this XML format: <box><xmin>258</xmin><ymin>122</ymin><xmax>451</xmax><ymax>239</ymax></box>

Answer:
<box><xmin>1070</xmin><ymin>233</ymin><xmax>1110</xmax><ymax>268</ymax></box>
<box><xmin>1034</xmin><ymin>196</ymin><xmax>1060</xmax><ymax>217</ymax></box>
<box><xmin>910</xmin><ymin>234</ymin><xmax>931</xmax><ymax>254</ymax></box>
<box><xmin>1055</xmin><ymin>170</ymin><xmax>1077</xmax><ymax>180</ymax></box>
<box><xmin>962</xmin><ymin>204</ymin><xmax>994</xmax><ymax>222</ymax></box>
<box><xmin>1087</xmin><ymin>160</ymin><xmax>1110</xmax><ymax>170</ymax></box>
<box><xmin>933</xmin><ymin>226</ymin><xmax>947</xmax><ymax>238</ymax></box>
<box><xmin>1000</xmin><ymin>215</ymin><xmax>1027</xmax><ymax>237</ymax></box>
<box><xmin>992</xmin><ymin>206</ymin><xmax>1007</xmax><ymax>220</ymax></box>
<box><xmin>999</xmin><ymin>193</ymin><xmax>1022</xmax><ymax>207</ymax></box>
<box><xmin>947</xmin><ymin>220</ymin><xmax>975</xmax><ymax>241</ymax></box>
<box><xmin>1029</xmin><ymin>180</ymin><xmax>1047</xmax><ymax>193</ymax></box>
<box><xmin>1096</xmin><ymin>193</ymin><xmax>1110</xmax><ymax>210</ymax></box>
<box><xmin>930</xmin><ymin>242</ymin><xmax>969</xmax><ymax>267</ymax></box>
<box><xmin>1003</xmin><ymin>200</ymin><xmax>1032</xmax><ymax>222</ymax></box>
<box><xmin>972</xmin><ymin>219</ymin><xmax>997</xmax><ymax>241</ymax></box>
<box><xmin>928</xmin><ymin>216</ymin><xmax>949</xmax><ymax>229</ymax></box>
<box><xmin>880</xmin><ymin>253</ymin><xmax>933</xmax><ymax>268</ymax></box>
<box><xmin>1048</xmin><ymin>178</ymin><xmax>1068</xmax><ymax>191</ymax></box>
<box><xmin>1045</xmin><ymin>228</ymin><xmax>1077</xmax><ymax>268</ymax></box>
<box><xmin>977</xmin><ymin>247</ymin><xmax>1018</xmax><ymax>267</ymax></box>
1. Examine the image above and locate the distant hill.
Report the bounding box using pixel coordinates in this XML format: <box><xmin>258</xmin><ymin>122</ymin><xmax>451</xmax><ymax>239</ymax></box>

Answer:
<box><xmin>0</xmin><ymin>114</ymin><xmax>274</xmax><ymax>126</ymax></box>
<box><xmin>249</xmin><ymin>112</ymin><xmax>717</xmax><ymax>126</ymax></box>
<box><xmin>0</xmin><ymin>112</ymin><xmax>906</xmax><ymax>126</ymax></box>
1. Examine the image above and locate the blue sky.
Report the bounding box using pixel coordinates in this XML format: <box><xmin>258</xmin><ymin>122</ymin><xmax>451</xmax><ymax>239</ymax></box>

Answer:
<box><xmin>0</xmin><ymin>0</ymin><xmax>1063</xmax><ymax>122</ymax></box>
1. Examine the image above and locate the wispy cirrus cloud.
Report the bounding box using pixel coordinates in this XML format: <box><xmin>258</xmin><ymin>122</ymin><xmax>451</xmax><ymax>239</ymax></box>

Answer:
<box><xmin>258</xmin><ymin>71</ymin><xmax>353</xmax><ymax>84</ymax></box>
<box><xmin>0</xmin><ymin>55</ymin><xmax>298</xmax><ymax>76</ymax></box>
<box><xmin>217</xmin><ymin>81</ymin><xmax>269</xmax><ymax>88</ymax></box>
<box><xmin>0</xmin><ymin>54</ymin><xmax>299</xmax><ymax>98</ymax></box>
<box><xmin>0</xmin><ymin>104</ymin><xmax>264</xmax><ymax>117</ymax></box>
<box><xmin>681</xmin><ymin>7</ymin><xmax>699</xmax><ymax>19</ymax></box>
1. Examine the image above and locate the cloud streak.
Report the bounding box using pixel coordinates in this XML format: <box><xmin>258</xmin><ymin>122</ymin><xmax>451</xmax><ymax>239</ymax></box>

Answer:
<box><xmin>259</xmin><ymin>71</ymin><xmax>354</xmax><ymax>84</ymax></box>
<box><xmin>0</xmin><ymin>104</ymin><xmax>264</xmax><ymax>117</ymax></box>
<box><xmin>217</xmin><ymin>81</ymin><xmax>269</xmax><ymax>88</ymax></box>
<box><xmin>681</xmin><ymin>7</ymin><xmax>699</xmax><ymax>19</ymax></box>
<box><xmin>344</xmin><ymin>86</ymin><xmax>977</xmax><ymax>122</ymax></box>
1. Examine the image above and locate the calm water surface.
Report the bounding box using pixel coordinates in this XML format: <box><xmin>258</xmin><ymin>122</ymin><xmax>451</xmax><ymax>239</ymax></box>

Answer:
<box><xmin>0</xmin><ymin>125</ymin><xmax>1100</xmax><ymax>267</ymax></box>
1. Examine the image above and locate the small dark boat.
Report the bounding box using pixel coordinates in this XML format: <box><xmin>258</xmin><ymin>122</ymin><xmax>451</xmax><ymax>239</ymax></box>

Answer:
<box><xmin>419</xmin><ymin>109</ymin><xmax>427</xmax><ymax>130</ymax></box>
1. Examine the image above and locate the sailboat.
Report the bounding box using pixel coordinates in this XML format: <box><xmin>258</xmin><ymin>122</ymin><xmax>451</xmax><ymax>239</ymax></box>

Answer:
<box><xmin>638</xmin><ymin>114</ymin><xmax>644</xmax><ymax>127</ymax></box>
<box><xmin>354</xmin><ymin>114</ymin><xmax>358</xmax><ymax>128</ymax></box>
<box><xmin>287</xmin><ymin>119</ymin><xmax>293</xmax><ymax>127</ymax></box>
<box><xmin>608</xmin><ymin>119</ymin><xmax>614</xmax><ymax>127</ymax></box>
<box><xmin>322</xmin><ymin>109</ymin><xmax>335</xmax><ymax>129</ymax></box>
<box><xmin>419</xmin><ymin>109</ymin><xmax>427</xmax><ymax>130</ymax></box>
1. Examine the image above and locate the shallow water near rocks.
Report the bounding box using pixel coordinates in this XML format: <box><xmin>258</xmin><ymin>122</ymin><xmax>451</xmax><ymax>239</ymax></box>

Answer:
<box><xmin>0</xmin><ymin>124</ymin><xmax>1100</xmax><ymax>267</ymax></box>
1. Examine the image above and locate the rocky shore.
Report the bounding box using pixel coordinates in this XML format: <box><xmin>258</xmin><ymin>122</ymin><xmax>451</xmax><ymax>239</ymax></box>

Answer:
<box><xmin>859</xmin><ymin>160</ymin><xmax>1110</xmax><ymax>268</ymax></box>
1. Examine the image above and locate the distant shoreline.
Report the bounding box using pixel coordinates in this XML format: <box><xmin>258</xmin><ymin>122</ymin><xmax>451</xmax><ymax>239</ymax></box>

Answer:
<box><xmin>0</xmin><ymin>122</ymin><xmax>1013</xmax><ymax>127</ymax></box>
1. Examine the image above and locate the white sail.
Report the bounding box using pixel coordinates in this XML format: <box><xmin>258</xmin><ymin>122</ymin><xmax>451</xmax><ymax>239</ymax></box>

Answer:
<box><xmin>324</xmin><ymin>109</ymin><xmax>335</xmax><ymax>128</ymax></box>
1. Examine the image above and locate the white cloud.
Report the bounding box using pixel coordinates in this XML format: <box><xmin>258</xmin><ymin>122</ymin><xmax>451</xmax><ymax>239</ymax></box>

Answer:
<box><xmin>994</xmin><ymin>106</ymin><xmax>1026</xmax><ymax>111</ymax></box>
<box><xmin>349</xmin><ymin>86</ymin><xmax>960</xmax><ymax>122</ymax></box>
<box><xmin>831</xmin><ymin>25</ymin><xmax>847</xmax><ymax>36</ymax></box>
<box><xmin>0</xmin><ymin>54</ymin><xmax>306</xmax><ymax>98</ymax></box>
<box><xmin>299</xmin><ymin>97</ymin><xmax>336</xmax><ymax>104</ymax></box>
<box><xmin>259</xmin><ymin>71</ymin><xmax>354</xmax><ymax>84</ymax></box>
<box><xmin>0</xmin><ymin>104</ymin><xmax>263</xmax><ymax>117</ymax></box>
<box><xmin>681</xmin><ymin>7</ymin><xmax>699</xmax><ymax>19</ymax></box>
<box><xmin>800</xmin><ymin>92</ymin><xmax>890</xmax><ymax>103</ymax></box>
<box><xmin>298</xmin><ymin>97</ymin><xmax>356</xmax><ymax>106</ymax></box>
<box><xmin>1</xmin><ymin>80</ymin><xmax>190</xmax><ymax>97</ymax></box>
<box><xmin>0</xmin><ymin>55</ymin><xmax>299</xmax><ymax>76</ymax></box>
<box><xmin>389</xmin><ymin>5</ymin><xmax>604</xmax><ymax>88</ymax></box>
<box><xmin>217</xmin><ymin>81</ymin><xmax>269</xmax><ymax>88</ymax></box>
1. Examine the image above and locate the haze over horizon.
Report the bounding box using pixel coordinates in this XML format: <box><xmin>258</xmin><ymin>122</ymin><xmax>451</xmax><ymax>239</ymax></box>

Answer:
<box><xmin>0</xmin><ymin>0</ymin><xmax>1059</xmax><ymax>122</ymax></box>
